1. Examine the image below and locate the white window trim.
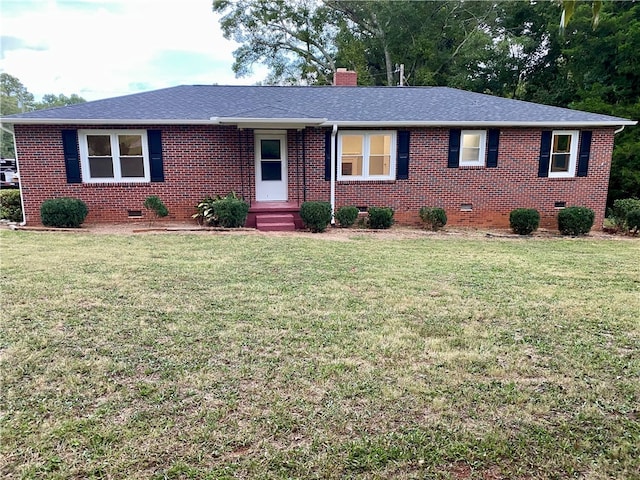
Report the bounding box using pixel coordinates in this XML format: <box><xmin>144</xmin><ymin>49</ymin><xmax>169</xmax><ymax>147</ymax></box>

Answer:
<box><xmin>459</xmin><ymin>130</ymin><xmax>487</xmax><ymax>167</ymax></box>
<box><xmin>337</xmin><ymin>131</ymin><xmax>397</xmax><ymax>181</ymax></box>
<box><xmin>549</xmin><ymin>130</ymin><xmax>579</xmax><ymax>178</ymax></box>
<box><xmin>78</xmin><ymin>129</ymin><xmax>150</xmax><ymax>183</ymax></box>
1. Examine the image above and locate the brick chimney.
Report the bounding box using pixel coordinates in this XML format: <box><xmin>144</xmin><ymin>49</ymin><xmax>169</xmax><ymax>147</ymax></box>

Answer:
<box><xmin>333</xmin><ymin>68</ymin><xmax>357</xmax><ymax>86</ymax></box>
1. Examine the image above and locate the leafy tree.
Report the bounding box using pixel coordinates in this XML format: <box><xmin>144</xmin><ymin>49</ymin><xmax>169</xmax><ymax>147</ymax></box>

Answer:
<box><xmin>213</xmin><ymin>0</ymin><xmax>340</xmax><ymax>84</ymax></box>
<box><xmin>36</xmin><ymin>93</ymin><xmax>86</xmax><ymax>110</ymax></box>
<box><xmin>1</xmin><ymin>73</ymin><xmax>86</xmax><ymax>158</ymax></box>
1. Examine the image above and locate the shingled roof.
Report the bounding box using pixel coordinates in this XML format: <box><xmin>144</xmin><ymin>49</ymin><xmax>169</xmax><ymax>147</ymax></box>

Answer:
<box><xmin>1</xmin><ymin>85</ymin><xmax>635</xmax><ymax>127</ymax></box>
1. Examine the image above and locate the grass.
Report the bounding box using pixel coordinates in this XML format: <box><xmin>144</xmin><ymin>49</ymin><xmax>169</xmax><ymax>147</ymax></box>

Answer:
<box><xmin>0</xmin><ymin>230</ymin><xmax>639</xmax><ymax>479</ymax></box>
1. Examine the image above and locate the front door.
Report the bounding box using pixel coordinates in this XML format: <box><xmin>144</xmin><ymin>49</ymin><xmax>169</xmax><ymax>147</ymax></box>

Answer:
<box><xmin>255</xmin><ymin>133</ymin><xmax>288</xmax><ymax>201</ymax></box>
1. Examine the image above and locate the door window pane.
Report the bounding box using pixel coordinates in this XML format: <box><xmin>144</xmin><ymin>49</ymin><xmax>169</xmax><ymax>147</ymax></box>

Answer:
<box><xmin>261</xmin><ymin>139</ymin><xmax>281</xmax><ymax>160</ymax></box>
<box><xmin>261</xmin><ymin>161</ymin><xmax>282</xmax><ymax>181</ymax></box>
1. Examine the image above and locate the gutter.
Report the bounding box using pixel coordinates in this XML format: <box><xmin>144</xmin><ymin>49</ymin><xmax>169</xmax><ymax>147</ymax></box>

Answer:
<box><xmin>2</xmin><ymin>118</ymin><xmax>635</xmax><ymax>128</ymax></box>
<box><xmin>330</xmin><ymin>124</ymin><xmax>338</xmax><ymax>225</ymax></box>
<box><xmin>0</xmin><ymin>123</ymin><xmax>26</xmax><ymax>225</ymax></box>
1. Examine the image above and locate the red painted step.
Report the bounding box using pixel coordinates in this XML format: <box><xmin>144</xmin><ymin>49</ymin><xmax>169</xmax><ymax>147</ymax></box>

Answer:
<box><xmin>255</xmin><ymin>213</ymin><xmax>296</xmax><ymax>232</ymax></box>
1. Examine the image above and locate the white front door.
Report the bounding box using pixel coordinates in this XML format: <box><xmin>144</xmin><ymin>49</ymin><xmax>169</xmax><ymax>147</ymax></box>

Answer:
<box><xmin>255</xmin><ymin>133</ymin><xmax>287</xmax><ymax>201</ymax></box>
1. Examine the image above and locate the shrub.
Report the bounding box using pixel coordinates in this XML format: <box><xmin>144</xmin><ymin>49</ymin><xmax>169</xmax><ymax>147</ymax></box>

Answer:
<box><xmin>143</xmin><ymin>195</ymin><xmax>169</xmax><ymax>224</ymax></box>
<box><xmin>626</xmin><ymin>208</ymin><xmax>640</xmax><ymax>233</ymax></box>
<box><xmin>335</xmin><ymin>205</ymin><xmax>359</xmax><ymax>228</ymax></box>
<box><xmin>40</xmin><ymin>197</ymin><xmax>88</xmax><ymax>228</ymax></box>
<box><xmin>0</xmin><ymin>189</ymin><xmax>22</xmax><ymax>222</ymax></box>
<box><xmin>419</xmin><ymin>207</ymin><xmax>447</xmax><ymax>231</ymax></box>
<box><xmin>612</xmin><ymin>198</ymin><xmax>640</xmax><ymax>232</ymax></box>
<box><xmin>557</xmin><ymin>206</ymin><xmax>595</xmax><ymax>236</ymax></box>
<box><xmin>300</xmin><ymin>201</ymin><xmax>332</xmax><ymax>232</ymax></box>
<box><xmin>368</xmin><ymin>206</ymin><xmax>394</xmax><ymax>229</ymax></box>
<box><xmin>214</xmin><ymin>195</ymin><xmax>249</xmax><ymax>228</ymax></box>
<box><xmin>193</xmin><ymin>192</ymin><xmax>248</xmax><ymax>228</ymax></box>
<box><xmin>193</xmin><ymin>196</ymin><xmax>216</xmax><ymax>225</ymax></box>
<box><xmin>509</xmin><ymin>208</ymin><xmax>540</xmax><ymax>235</ymax></box>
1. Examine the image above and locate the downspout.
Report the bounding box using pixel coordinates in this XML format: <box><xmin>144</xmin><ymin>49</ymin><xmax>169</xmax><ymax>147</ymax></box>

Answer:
<box><xmin>614</xmin><ymin>125</ymin><xmax>625</xmax><ymax>135</ymax></box>
<box><xmin>302</xmin><ymin>129</ymin><xmax>307</xmax><ymax>202</ymax></box>
<box><xmin>0</xmin><ymin>124</ymin><xmax>26</xmax><ymax>225</ymax></box>
<box><xmin>330</xmin><ymin>123</ymin><xmax>338</xmax><ymax>224</ymax></box>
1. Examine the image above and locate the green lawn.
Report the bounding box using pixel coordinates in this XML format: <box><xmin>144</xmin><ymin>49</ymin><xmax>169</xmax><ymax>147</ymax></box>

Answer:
<box><xmin>1</xmin><ymin>231</ymin><xmax>639</xmax><ymax>479</ymax></box>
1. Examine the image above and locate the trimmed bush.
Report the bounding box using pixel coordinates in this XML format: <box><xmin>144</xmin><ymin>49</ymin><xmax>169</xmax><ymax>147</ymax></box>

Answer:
<box><xmin>368</xmin><ymin>206</ymin><xmax>394</xmax><ymax>229</ymax></box>
<box><xmin>612</xmin><ymin>198</ymin><xmax>640</xmax><ymax>232</ymax></box>
<box><xmin>626</xmin><ymin>208</ymin><xmax>640</xmax><ymax>233</ymax></box>
<box><xmin>0</xmin><ymin>189</ymin><xmax>22</xmax><ymax>222</ymax></box>
<box><xmin>300</xmin><ymin>201</ymin><xmax>332</xmax><ymax>233</ymax></box>
<box><xmin>143</xmin><ymin>195</ymin><xmax>169</xmax><ymax>224</ymax></box>
<box><xmin>419</xmin><ymin>207</ymin><xmax>447</xmax><ymax>231</ymax></box>
<box><xmin>40</xmin><ymin>197</ymin><xmax>88</xmax><ymax>228</ymax></box>
<box><xmin>335</xmin><ymin>205</ymin><xmax>359</xmax><ymax>228</ymax></box>
<box><xmin>509</xmin><ymin>208</ymin><xmax>540</xmax><ymax>235</ymax></box>
<box><xmin>557</xmin><ymin>206</ymin><xmax>595</xmax><ymax>236</ymax></box>
<box><xmin>214</xmin><ymin>195</ymin><xmax>249</xmax><ymax>228</ymax></box>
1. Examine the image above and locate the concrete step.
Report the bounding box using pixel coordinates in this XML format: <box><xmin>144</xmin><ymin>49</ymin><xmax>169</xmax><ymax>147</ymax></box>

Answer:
<box><xmin>256</xmin><ymin>213</ymin><xmax>296</xmax><ymax>231</ymax></box>
<box><xmin>257</xmin><ymin>222</ymin><xmax>296</xmax><ymax>232</ymax></box>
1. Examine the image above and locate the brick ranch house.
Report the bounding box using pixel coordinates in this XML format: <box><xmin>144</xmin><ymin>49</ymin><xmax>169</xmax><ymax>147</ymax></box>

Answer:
<box><xmin>1</xmin><ymin>70</ymin><xmax>636</xmax><ymax>231</ymax></box>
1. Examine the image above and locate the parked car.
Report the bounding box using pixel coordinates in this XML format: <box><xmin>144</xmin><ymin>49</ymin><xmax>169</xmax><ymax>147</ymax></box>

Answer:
<box><xmin>0</xmin><ymin>158</ymin><xmax>19</xmax><ymax>189</ymax></box>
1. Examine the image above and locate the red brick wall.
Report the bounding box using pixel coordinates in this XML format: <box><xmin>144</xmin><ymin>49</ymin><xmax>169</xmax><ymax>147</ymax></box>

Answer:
<box><xmin>14</xmin><ymin>124</ymin><xmax>614</xmax><ymax>229</ymax></box>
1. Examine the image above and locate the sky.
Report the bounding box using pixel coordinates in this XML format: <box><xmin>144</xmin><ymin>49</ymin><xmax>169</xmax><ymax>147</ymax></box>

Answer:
<box><xmin>0</xmin><ymin>0</ymin><xmax>267</xmax><ymax>101</ymax></box>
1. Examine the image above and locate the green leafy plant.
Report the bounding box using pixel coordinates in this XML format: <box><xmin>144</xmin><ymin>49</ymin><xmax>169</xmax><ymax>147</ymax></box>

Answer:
<box><xmin>40</xmin><ymin>197</ymin><xmax>88</xmax><ymax>228</ymax></box>
<box><xmin>557</xmin><ymin>206</ymin><xmax>595</xmax><ymax>236</ymax></box>
<box><xmin>611</xmin><ymin>198</ymin><xmax>640</xmax><ymax>232</ymax></box>
<box><xmin>192</xmin><ymin>192</ymin><xmax>248</xmax><ymax>228</ymax></box>
<box><xmin>335</xmin><ymin>205</ymin><xmax>359</xmax><ymax>228</ymax></box>
<box><xmin>0</xmin><ymin>189</ymin><xmax>22</xmax><ymax>222</ymax></box>
<box><xmin>214</xmin><ymin>194</ymin><xmax>249</xmax><ymax>228</ymax></box>
<box><xmin>626</xmin><ymin>208</ymin><xmax>640</xmax><ymax>234</ymax></box>
<box><xmin>509</xmin><ymin>208</ymin><xmax>540</xmax><ymax>235</ymax></box>
<box><xmin>143</xmin><ymin>195</ymin><xmax>169</xmax><ymax>225</ymax></box>
<box><xmin>300</xmin><ymin>201</ymin><xmax>332</xmax><ymax>232</ymax></box>
<box><xmin>419</xmin><ymin>207</ymin><xmax>447</xmax><ymax>231</ymax></box>
<box><xmin>368</xmin><ymin>206</ymin><xmax>394</xmax><ymax>229</ymax></box>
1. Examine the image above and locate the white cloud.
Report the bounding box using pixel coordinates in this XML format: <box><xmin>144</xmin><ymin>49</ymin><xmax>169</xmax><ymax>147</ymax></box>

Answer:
<box><xmin>0</xmin><ymin>0</ymin><xmax>267</xmax><ymax>101</ymax></box>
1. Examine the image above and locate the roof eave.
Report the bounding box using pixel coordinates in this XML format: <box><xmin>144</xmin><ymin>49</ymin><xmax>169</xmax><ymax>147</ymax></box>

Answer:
<box><xmin>0</xmin><ymin>118</ymin><xmax>220</xmax><ymax>125</ymax></box>
<box><xmin>2</xmin><ymin>118</ymin><xmax>636</xmax><ymax>128</ymax></box>
<box><xmin>328</xmin><ymin>120</ymin><xmax>638</xmax><ymax>127</ymax></box>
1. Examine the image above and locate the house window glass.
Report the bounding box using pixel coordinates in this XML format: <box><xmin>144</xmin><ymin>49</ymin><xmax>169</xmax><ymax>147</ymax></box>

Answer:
<box><xmin>459</xmin><ymin>130</ymin><xmax>486</xmax><ymax>166</ymax></box>
<box><xmin>338</xmin><ymin>131</ymin><xmax>396</xmax><ymax>180</ymax></box>
<box><xmin>79</xmin><ymin>130</ymin><xmax>150</xmax><ymax>183</ymax></box>
<box><xmin>549</xmin><ymin>131</ymin><xmax>578</xmax><ymax>177</ymax></box>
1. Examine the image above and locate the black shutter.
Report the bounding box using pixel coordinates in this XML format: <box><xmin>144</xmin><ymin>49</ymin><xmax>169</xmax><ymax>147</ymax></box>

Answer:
<box><xmin>487</xmin><ymin>129</ymin><xmax>500</xmax><ymax>168</ymax></box>
<box><xmin>62</xmin><ymin>130</ymin><xmax>81</xmax><ymax>183</ymax></box>
<box><xmin>447</xmin><ymin>129</ymin><xmax>461</xmax><ymax>168</ymax></box>
<box><xmin>577</xmin><ymin>130</ymin><xmax>592</xmax><ymax>177</ymax></box>
<box><xmin>397</xmin><ymin>130</ymin><xmax>410</xmax><ymax>179</ymax></box>
<box><xmin>324</xmin><ymin>130</ymin><xmax>332</xmax><ymax>181</ymax></box>
<box><xmin>538</xmin><ymin>130</ymin><xmax>552</xmax><ymax>177</ymax></box>
<box><xmin>148</xmin><ymin>130</ymin><xmax>164</xmax><ymax>182</ymax></box>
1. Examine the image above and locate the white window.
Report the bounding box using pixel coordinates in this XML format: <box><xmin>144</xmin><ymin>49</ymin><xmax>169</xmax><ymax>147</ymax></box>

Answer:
<box><xmin>459</xmin><ymin>130</ymin><xmax>487</xmax><ymax>166</ymax></box>
<box><xmin>79</xmin><ymin>130</ymin><xmax>150</xmax><ymax>183</ymax></box>
<box><xmin>338</xmin><ymin>131</ymin><xmax>396</xmax><ymax>180</ymax></box>
<box><xmin>549</xmin><ymin>130</ymin><xmax>579</xmax><ymax>178</ymax></box>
